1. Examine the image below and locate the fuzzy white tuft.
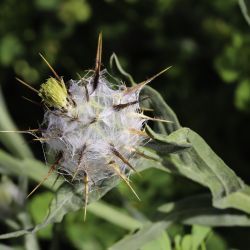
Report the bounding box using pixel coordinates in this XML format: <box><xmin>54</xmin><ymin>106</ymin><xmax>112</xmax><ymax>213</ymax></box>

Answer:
<box><xmin>41</xmin><ymin>70</ymin><xmax>148</xmax><ymax>189</ymax></box>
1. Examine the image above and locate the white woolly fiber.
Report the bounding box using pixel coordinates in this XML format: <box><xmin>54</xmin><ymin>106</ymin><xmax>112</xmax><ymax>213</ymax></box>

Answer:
<box><xmin>41</xmin><ymin>70</ymin><xmax>147</xmax><ymax>190</ymax></box>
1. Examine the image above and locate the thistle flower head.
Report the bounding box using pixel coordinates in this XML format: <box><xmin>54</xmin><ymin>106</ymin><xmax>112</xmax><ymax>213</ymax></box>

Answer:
<box><xmin>23</xmin><ymin>34</ymin><xmax>170</xmax><ymax>220</ymax></box>
<box><xmin>42</xmin><ymin>70</ymin><xmax>147</xmax><ymax>183</ymax></box>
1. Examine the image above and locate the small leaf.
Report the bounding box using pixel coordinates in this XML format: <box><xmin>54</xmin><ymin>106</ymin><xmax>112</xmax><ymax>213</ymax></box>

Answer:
<box><xmin>109</xmin><ymin>221</ymin><xmax>171</xmax><ymax>250</ymax></box>
<box><xmin>174</xmin><ymin>235</ymin><xmax>182</xmax><ymax>250</ymax></box>
<box><xmin>235</xmin><ymin>79</ymin><xmax>250</xmax><ymax>111</ymax></box>
<box><xmin>28</xmin><ymin>192</ymin><xmax>53</xmax><ymax>239</ymax></box>
<box><xmin>141</xmin><ymin>231</ymin><xmax>172</xmax><ymax>250</ymax></box>
<box><xmin>181</xmin><ymin>235</ymin><xmax>192</xmax><ymax>250</ymax></box>
<box><xmin>191</xmin><ymin>225</ymin><xmax>211</xmax><ymax>250</ymax></box>
<box><xmin>205</xmin><ymin>232</ymin><xmax>228</xmax><ymax>250</ymax></box>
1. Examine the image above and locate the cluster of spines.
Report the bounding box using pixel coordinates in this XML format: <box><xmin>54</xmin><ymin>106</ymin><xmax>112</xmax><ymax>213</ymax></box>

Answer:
<box><xmin>3</xmin><ymin>33</ymin><xmax>171</xmax><ymax>220</ymax></box>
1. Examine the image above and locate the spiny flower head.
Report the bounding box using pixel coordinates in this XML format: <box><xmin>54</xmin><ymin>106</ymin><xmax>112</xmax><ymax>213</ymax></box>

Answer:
<box><xmin>21</xmin><ymin>34</ymin><xmax>170</xmax><ymax>220</ymax></box>
<box><xmin>42</xmin><ymin>69</ymin><xmax>147</xmax><ymax>184</ymax></box>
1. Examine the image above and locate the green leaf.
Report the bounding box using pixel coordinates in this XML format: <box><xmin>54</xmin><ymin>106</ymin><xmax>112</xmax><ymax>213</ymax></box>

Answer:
<box><xmin>216</xmin><ymin>68</ymin><xmax>239</xmax><ymax>83</ymax></box>
<box><xmin>109</xmin><ymin>222</ymin><xmax>171</xmax><ymax>250</ymax></box>
<box><xmin>0</xmin><ymin>177</ymin><xmax>24</xmax><ymax>219</ymax></box>
<box><xmin>33</xmin><ymin>177</ymin><xmax>119</xmax><ymax>231</ymax></box>
<box><xmin>88</xmin><ymin>201</ymin><xmax>142</xmax><ymax>231</ymax></box>
<box><xmin>141</xmin><ymin>231</ymin><xmax>172</xmax><ymax>250</ymax></box>
<box><xmin>191</xmin><ymin>225</ymin><xmax>211</xmax><ymax>250</ymax></box>
<box><xmin>34</xmin><ymin>0</ymin><xmax>60</xmax><ymax>10</ymax></box>
<box><xmin>145</xmin><ymin>125</ymin><xmax>191</xmax><ymax>154</ymax></box>
<box><xmin>235</xmin><ymin>79</ymin><xmax>250</xmax><ymax>111</ymax></box>
<box><xmin>0</xmin><ymin>177</ymin><xmax>141</xmax><ymax>239</ymax></box>
<box><xmin>58</xmin><ymin>0</ymin><xmax>91</xmax><ymax>24</ymax></box>
<box><xmin>0</xmin><ymin>244</ymin><xmax>24</xmax><ymax>250</ymax></box>
<box><xmin>174</xmin><ymin>235</ymin><xmax>182</xmax><ymax>250</ymax></box>
<box><xmin>136</xmin><ymin>127</ymin><xmax>250</xmax><ymax>215</ymax></box>
<box><xmin>205</xmin><ymin>232</ymin><xmax>228</xmax><ymax>250</ymax></box>
<box><xmin>181</xmin><ymin>235</ymin><xmax>192</xmax><ymax>250</ymax></box>
<box><xmin>239</xmin><ymin>0</ymin><xmax>250</xmax><ymax>26</ymax></box>
<box><xmin>0</xmin><ymin>35</ymin><xmax>23</xmax><ymax>66</ymax></box>
<box><xmin>0</xmin><ymin>230</ymin><xmax>33</xmax><ymax>240</ymax></box>
<box><xmin>0</xmin><ymin>149</ymin><xmax>63</xmax><ymax>190</ymax></box>
<box><xmin>0</xmin><ymin>88</ymin><xmax>33</xmax><ymax>159</ymax></box>
<box><xmin>18</xmin><ymin>213</ymin><xmax>40</xmax><ymax>250</ymax></box>
<box><xmin>214</xmin><ymin>186</ymin><xmax>250</xmax><ymax>213</ymax></box>
<box><xmin>158</xmin><ymin>128</ymin><xmax>250</xmax><ymax>213</ymax></box>
<box><xmin>28</xmin><ymin>192</ymin><xmax>53</xmax><ymax>239</ymax></box>
<box><xmin>158</xmin><ymin>194</ymin><xmax>250</xmax><ymax>227</ymax></box>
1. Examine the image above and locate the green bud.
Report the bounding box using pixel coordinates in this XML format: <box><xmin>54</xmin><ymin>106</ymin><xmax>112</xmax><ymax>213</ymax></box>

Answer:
<box><xmin>39</xmin><ymin>77</ymin><xmax>68</xmax><ymax>109</ymax></box>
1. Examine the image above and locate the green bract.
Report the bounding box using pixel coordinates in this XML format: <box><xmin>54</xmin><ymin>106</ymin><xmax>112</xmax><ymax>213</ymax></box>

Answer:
<box><xmin>38</xmin><ymin>77</ymin><xmax>68</xmax><ymax>109</ymax></box>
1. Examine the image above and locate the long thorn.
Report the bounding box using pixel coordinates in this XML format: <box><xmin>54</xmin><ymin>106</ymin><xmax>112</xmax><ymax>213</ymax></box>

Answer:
<box><xmin>109</xmin><ymin>161</ymin><xmax>140</xmax><ymax>200</ymax></box>
<box><xmin>141</xmin><ymin>107</ymin><xmax>154</xmax><ymax>112</ymax></box>
<box><xmin>133</xmin><ymin>148</ymin><xmax>159</xmax><ymax>161</ymax></box>
<box><xmin>92</xmin><ymin>33</ymin><xmax>102</xmax><ymax>91</ymax></box>
<box><xmin>128</xmin><ymin>128</ymin><xmax>149</xmax><ymax>137</ymax></box>
<box><xmin>26</xmin><ymin>153</ymin><xmax>62</xmax><ymax>198</ymax></box>
<box><xmin>16</xmin><ymin>77</ymin><xmax>39</xmax><ymax>94</ymax></box>
<box><xmin>111</xmin><ymin>146</ymin><xmax>141</xmax><ymax>176</ymax></box>
<box><xmin>72</xmin><ymin>145</ymin><xmax>86</xmax><ymax>181</ymax></box>
<box><xmin>133</xmin><ymin>113</ymin><xmax>173</xmax><ymax>123</ymax></box>
<box><xmin>95</xmin><ymin>33</ymin><xmax>102</xmax><ymax>73</ymax></box>
<box><xmin>39</xmin><ymin>53</ymin><xmax>61</xmax><ymax>81</ymax></box>
<box><xmin>124</xmin><ymin>66</ymin><xmax>172</xmax><ymax>95</ymax></box>
<box><xmin>32</xmin><ymin>137</ymin><xmax>51</xmax><ymax>142</ymax></box>
<box><xmin>113</xmin><ymin>100</ymin><xmax>138</xmax><ymax>111</ymax></box>
<box><xmin>83</xmin><ymin>171</ymin><xmax>89</xmax><ymax>221</ymax></box>
<box><xmin>22</xmin><ymin>96</ymin><xmax>42</xmax><ymax>107</ymax></box>
<box><xmin>0</xmin><ymin>129</ymin><xmax>40</xmax><ymax>133</ymax></box>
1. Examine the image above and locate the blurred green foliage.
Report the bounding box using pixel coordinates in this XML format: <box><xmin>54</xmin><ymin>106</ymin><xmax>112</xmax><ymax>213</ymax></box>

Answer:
<box><xmin>0</xmin><ymin>0</ymin><xmax>250</xmax><ymax>249</ymax></box>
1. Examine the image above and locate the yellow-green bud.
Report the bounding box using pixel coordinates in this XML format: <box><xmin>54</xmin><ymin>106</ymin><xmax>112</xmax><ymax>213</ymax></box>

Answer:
<box><xmin>39</xmin><ymin>77</ymin><xmax>68</xmax><ymax>109</ymax></box>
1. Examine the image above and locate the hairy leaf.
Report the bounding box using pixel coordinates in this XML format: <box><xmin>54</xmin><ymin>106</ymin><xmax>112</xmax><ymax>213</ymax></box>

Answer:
<box><xmin>145</xmin><ymin>125</ymin><xmax>191</xmax><ymax>154</ymax></box>
<box><xmin>158</xmin><ymin>194</ymin><xmax>250</xmax><ymax>227</ymax></box>
<box><xmin>161</xmin><ymin>128</ymin><xmax>249</xmax><ymax>213</ymax></box>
